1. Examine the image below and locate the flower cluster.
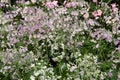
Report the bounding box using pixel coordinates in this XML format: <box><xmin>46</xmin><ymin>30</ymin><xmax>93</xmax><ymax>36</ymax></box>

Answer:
<box><xmin>0</xmin><ymin>0</ymin><xmax>120</xmax><ymax>80</ymax></box>
<box><xmin>44</xmin><ymin>1</ymin><xmax>58</xmax><ymax>9</ymax></box>
<box><xmin>92</xmin><ymin>9</ymin><xmax>102</xmax><ymax>17</ymax></box>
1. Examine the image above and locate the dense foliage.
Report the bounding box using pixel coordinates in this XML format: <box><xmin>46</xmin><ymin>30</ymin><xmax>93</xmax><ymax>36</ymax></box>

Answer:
<box><xmin>0</xmin><ymin>0</ymin><xmax>120</xmax><ymax>80</ymax></box>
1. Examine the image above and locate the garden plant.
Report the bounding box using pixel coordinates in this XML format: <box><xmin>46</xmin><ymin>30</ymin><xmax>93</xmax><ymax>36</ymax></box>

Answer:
<box><xmin>0</xmin><ymin>0</ymin><xmax>120</xmax><ymax>80</ymax></box>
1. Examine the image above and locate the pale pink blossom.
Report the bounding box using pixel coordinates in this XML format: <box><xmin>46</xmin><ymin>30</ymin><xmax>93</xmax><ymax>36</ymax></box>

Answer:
<box><xmin>9</xmin><ymin>38</ymin><xmax>19</xmax><ymax>45</ymax></box>
<box><xmin>112</xmin><ymin>7</ymin><xmax>118</xmax><ymax>12</ymax></box>
<box><xmin>65</xmin><ymin>2</ymin><xmax>77</xmax><ymax>8</ymax></box>
<box><xmin>71</xmin><ymin>11</ymin><xmax>79</xmax><ymax>16</ymax></box>
<box><xmin>112</xmin><ymin>26</ymin><xmax>117</xmax><ymax>34</ymax></box>
<box><xmin>93</xmin><ymin>0</ymin><xmax>97</xmax><ymax>3</ymax></box>
<box><xmin>31</xmin><ymin>0</ymin><xmax>36</xmax><ymax>3</ymax></box>
<box><xmin>97</xmin><ymin>9</ymin><xmax>102</xmax><ymax>16</ymax></box>
<box><xmin>102</xmin><ymin>33</ymin><xmax>112</xmax><ymax>42</ymax></box>
<box><xmin>52</xmin><ymin>1</ymin><xmax>58</xmax><ymax>6</ymax></box>
<box><xmin>77</xmin><ymin>42</ymin><xmax>83</xmax><ymax>46</ymax></box>
<box><xmin>92</xmin><ymin>9</ymin><xmax>102</xmax><ymax>17</ymax></box>
<box><xmin>108</xmin><ymin>72</ymin><xmax>113</xmax><ymax>78</ymax></box>
<box><xmin>0</xmin><ymin>3</ymin><xmax>5</xmax><ymax>7</ymax></box>
<box><xmin>87</xmin><ymin>19</ymin><xmax>95</xmax><ymax>26</ymax></box>
<box><xmin>117</xmin><ymin>46</ymin><xmax>120</xmax><ymax>54</ymax></box>
<box><xmin>111</xmin><ymin>3</ymin><xmax>118</xmax><ymax>12</ymax></box>
<box><xmin>83</xmin><ymin>13</ymin><xmax>89</xmax><ymax>19</ymax></box>
<box><xmin>111</xmin><ymin>3</ymin><xmax>117</xmax><ymax>8</ymax></box>
<box><xmin>44</xmin><ymin>1</ymin><xmax>58</xmax><ymax>9</ymax></box>
<box><xmin>118</xmin><ymin>74</ymin><xmax>120</xmax><ymax>80</ymax></box>
<box><xmin>114</xmin><ymin>39</ymin><xmax>120</xmax><ymax>46</ymax></box>
<box><xmin>92</xmin><ymin>11</ymin><xmax>98</xmax><ymax>17</ymax></box>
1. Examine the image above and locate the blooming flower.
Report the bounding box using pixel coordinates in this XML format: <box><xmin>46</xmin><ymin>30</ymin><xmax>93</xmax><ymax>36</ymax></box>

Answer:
<box><xmin>92</xmin><ymin>9</ymin><xmax>102</xmax><ymax>17</ymax></box>
<box><xmin>117</xmin><ymin>46</ymin><xmax>120</xmax><ymax>54</ymax></box>
<box><xmin>112</xmin><ymin>7</ymin><xmax>118</xmax><ymax>12</ymax></box>
<box><xmin>99</xmin><ymin>32</ymin><xmax>112</xmax><ymax>42</ymax></box>
<box><xmin>92</xmin><ymin>11</ymin><xmax>98</xmax><ymax>17</ymax></box>
<box><xmin>71</xmin><ymin>11</ymin><xmax>79</xmax><ymax>16</ymax></box>
<box><xmin>97</xmin><ymin>9</ymin><xmax>102</xmax><ymax>16</ymax></box>
<box><xmin>44</xmin><ymin>1</ymin><xmax>58</xmax><ymax>9</ymax></box>
<box><xmin>111</xmin><ymin>3</ymin><xmax>118</xmax><ymax>12</ymax></box>
<box><xmin>87</xmin><ymin>19</ymin><xmax>95</xmax><ymax>26</ymax></box>
<box><xmin>83</xmin><ymin>12</ymin><xmax>89</xmax><ymax>19</ymax></box>
<box><xmin>118</xmin><ymin>74</ymin><xmax>120</xmax><ymax>80</ymax></box>
<box><xmin>9</xmin><ymin>37</ymin><xmax>19</xmax><ymax>45</ymax></box>
<box><xmin>93</xmin><ymin>0</ymin><xmax>97</xmax><ymax>3</ymax></box>
<box><xmin>111</xmin><ymin>3</ymin><xmax>117</xmax><ymax>8</ymax></box>
<box><xmin>114</xmin><ymin>39</ymin><xmax>120</xmax><ymax>46</ymax></box>
<box><xmin>0</xmin><ymin>3</ymin><xmax>6</xmax><ymax>7</ymax></box>
<box><xmin>107</xmin><ymin>72</ymin><xmax>113</xmax><ymax>78</ymax></box>
<box><xmin>65</xmin><ymin>2</ymin><xmax>77</xmax><ymax>8</ymax></box>
<box><xmin>31</xmin><ymin>0</ymin><xmax>36</xmax><ymax>3</ymax></box>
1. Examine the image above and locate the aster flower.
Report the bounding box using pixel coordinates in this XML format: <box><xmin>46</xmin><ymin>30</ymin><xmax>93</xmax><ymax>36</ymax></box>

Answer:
<box><xmin>65</xmin><ymin>2</ymin><xmax>77</xmax><ymax>8</ymax></box>
<box><xmin>93</xmin><ymin>0</ymin><xmax>97</xmax><ymax>3</ymax></box>
<box><xmin>87</xmin><ymin>19</ymin><xmax>95</xmax><ymax>26</ymax></box>
<box><xmin>92</xmin><ymin>9</ymin><xmax>102</xmax><ymax>17</ymax></box>
<box><xmin>0</xmin><ymin>2</ymin><xmax>6</xmax><ymax>7</ymax></box>
<box><xmin>44</xmin><ymin>1</ymin><xmax>58</xmax><ymax>9</ymax></box>
<box><xmin>31</xmin><ymin>0</ymin><xmax>36</xmax><ymax>3</ymax></box>
<box><xmin>83</xmin><ymin>12</ymin><xmax>89</xmax><ymax>19</ymax></box>
<box><xmin>111</xmin><ymin>3</ymin><xmax>118</xmax><ymax>12</ymax></box>
<box><xmin>97</xmin><ymin>9</ymin><xmax>102</xmax><ymax>16</ymax></box>
<box><xmin>71</xmin><ymin>11</ymin><xmax>79</xmax><ymax>16</ymax></box>
<box><xmin>114</xmin><ymin>39</ymin><xmax>120</xmax><ymax>46</ymax></box>
<box><xmin>116</xmin><ymin>46</ymin><xmax>120</xmax><ymax>53</ymax></box>
<box><xmin>92</xmin><ymin>11</ymin><xmax>98</xmax><ymax>17</ymax></box>
<box><xmin>118</xmin><ymin>74</ymin><xmax>120</xmax><ymax>80</ymax></box>
<box><xmin>111</xmin><ymin>3</ymin><xmax>117</xmax><ymax>8</ymax></box>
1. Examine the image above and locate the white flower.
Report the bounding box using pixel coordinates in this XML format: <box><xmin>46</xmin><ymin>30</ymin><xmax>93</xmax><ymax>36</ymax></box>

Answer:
<box><xmin>75</xmin><ymin>78</ymin><xmax>80</xmax><ymax>80</ymax></box>
<box><xmin>31</xmin><ymin>0</ymin><xmax>36</xmax><ymax>3</ymax></box>
<box><xmin>95</xmin><ymin>44</ymin><xmax>99</xmax><ymax>48</ymax></box>
<box><xmin>30</xmin><ymin>64</ymin><xmax>35</xmax><ymax>67</ymax></box>
<box><xmin>30</xmin><ymin>76</ymin><xmax>35</xmax><ymax>80</ymax></box>
<box><xmin>1</xmin><ymin>0</ymin><xmax>8</xmax><ymax>3</ymax></box>
<box><xmin>70</xmin><ymin>66</ymin><xmax>77</xmax><ymax>72</ymax></box>
<box><xmin>34</xmin><ymin>70</ymin><xmax>40</xmax><ymax>76</ymax></box>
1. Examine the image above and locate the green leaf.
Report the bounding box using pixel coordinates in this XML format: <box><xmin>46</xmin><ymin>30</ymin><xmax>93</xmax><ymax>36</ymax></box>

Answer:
<box><xmin>27</xmin><ymin>44</ymin><xmax>34</xmax><ymax>51</ymax></box>
<box><xmin>0</xmin><ymin>61</ymin><xmax>3</xmax><ymax>69</ymax></box>
<box><xmin>99</xmin><ymin>61</ymin><xmax>112</xmax><ymax>72</ymax></box>
<box><xmin>0</xmin><ymin>72</ymin><xmax>5</xmax><ymax>80</ymax></box>
<box><xmin>15</xmin><ymin>42</ymin><xmax>25</xmax><ymax>48</ymax></box>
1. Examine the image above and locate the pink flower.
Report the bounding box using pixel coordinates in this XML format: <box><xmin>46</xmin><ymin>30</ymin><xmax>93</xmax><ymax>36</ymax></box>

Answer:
<box><xmin>108</xmin><ymin>72</ymin><xmax>113</xmax><ymax>78</ymax></box>
<box><xmin>9</xmin><ymin>38</ymin><xmax>19</xmax><ymax>45</ymax></box>
<box><xmin>102</xmin><ymin>33</ymin><xmax>112</xmax><ymax>42</ymax></box>
<box><xmin>52</xmin><ymin>1</ymin><xmax>58</xmax><ymax>6</ymax></box>
<box><xmin>83</xmin><ymin>13</ymin><xmax>89</xmax><ymax>19</ymax></box>
<box><xmin>77</xmin><ymin>42</ymin><xmax>83</xmax><ymax>46</ymax></box>
<box><xmin>111</xmin><ymin>3</ymin><xmax>117</xmax><ymax>8</ymax></box>
<box><xmin>71</xmin><ymin>11</ymin><xmax>79</xmax><ymax>16</ymax></box>
<box><xmin>92</xmin><ymin>11</ymin><xmax>98</xmax><ymax>17</ymax></box>
<box><xmin>112</xmin><ymin>7</ymin><xmax>118</xmax><ymax>12</ymax></box>
<box><xmin>97</xmin><ymin>9</ymin><xmax>102</xmax><ymax>16</ymax></box>
<box><xmin>87</xmin><ymin>19</ymin><xmax>95</xmax><ymax>26</ymax></box>
<box><xmin>31</xmin><ymin>0</ymin><xmax>36</xmax><ymax>3</ymax></box>
<box><xmin>114</xmin><ymin>39</ymin><xmax>120</xmax><ymax>46</ymax></box>
<box><xmin>44</xmin><ymin>1</ymin><xmax>58</xmax><ymax>9</ymax></box>
<box><xmin>117</xmin><ymin>46</ymin><xmax>120</xmax><ymax>53</ymax></box>
<box><xmin>93</xmin><ymin>0</ymin><xmax>97</xmax><ymax>3</ymax></box>
<box><xmin>111</xmin><ymin>3</ymin><xmax>118</xmax><ymax>12</ymax></box>
<box><xmin>0</xmin><ymin>3</ymin><xmax>6</xmax><ymax>7</ymax></box>
<box><xmin>92</xmin><ymin>9</ymin><xmax>102</xmax><ymax>17</ymax></box>
<box><xmin>118</xmin><ymin>74</ymin><xmax>120</xmax><ymax>80</ymax></box>
<box><xmin>65</xmin><ymin>2</ymin><xmax>77</xmax><ymax>8</ymax></box>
